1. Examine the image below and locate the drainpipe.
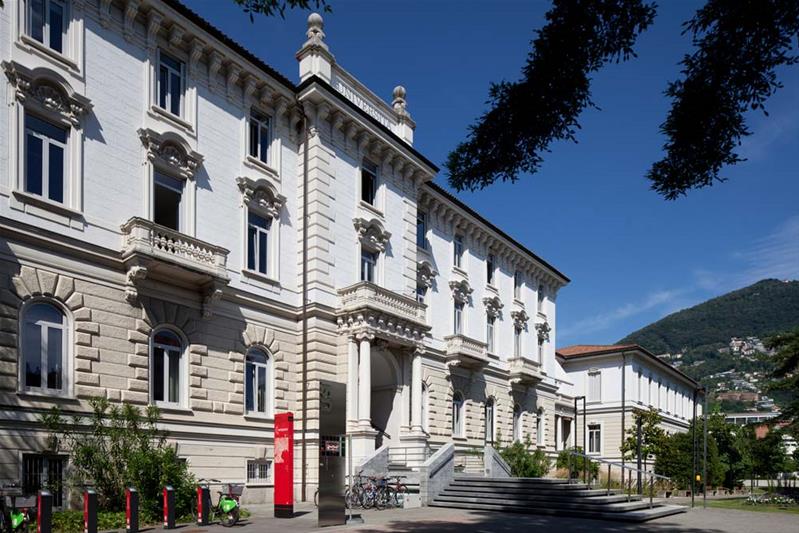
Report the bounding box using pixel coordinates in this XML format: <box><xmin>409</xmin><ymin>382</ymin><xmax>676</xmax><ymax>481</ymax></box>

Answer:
<box><xmin>299</xmin><ymin>102</ymin><xmax>310</xmax><ymax>503</ymax></box>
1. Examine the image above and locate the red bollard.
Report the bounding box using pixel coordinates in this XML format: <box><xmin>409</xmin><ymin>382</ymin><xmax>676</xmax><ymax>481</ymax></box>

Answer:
<box><xmin>126</xmin><ymin>487</ymin><xmax>139</xmax><ymax>533</ymax></box>
<box><xmin>163</xmin><ymin>485</ymin><xmax>175</xmax><ymax>529</ymax></box>
<box><xmin>83</xmin><ymin>489</ymin><xmax>97</xmax><ymax>533</ymax></box>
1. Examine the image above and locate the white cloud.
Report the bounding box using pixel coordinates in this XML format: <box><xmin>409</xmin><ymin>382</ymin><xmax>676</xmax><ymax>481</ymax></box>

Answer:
<box><xmin>735</xmin><ymin>214</ymin><xmax>799</xmax><ymax>284</ymax></box>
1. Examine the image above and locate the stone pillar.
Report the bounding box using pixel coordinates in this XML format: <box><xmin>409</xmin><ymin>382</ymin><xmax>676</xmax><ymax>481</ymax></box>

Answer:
<box><xmin>555</xmin><ymin>415</ymin><xmax>561</xmax><ymax>451</ymax></box>
<box><xmin>347</xmin><ymin>335</ymin><xmax>358</xmax><ymax>427</ymax></box>
<box><xmin>411</xmin><ymin>349</ymin><xmax>423</xmax><ymax>433</ymax></box>
<box><xmin>358</xmin><ymin>334</ymin><xmax>372</xmax><ymax>429</ymax></box>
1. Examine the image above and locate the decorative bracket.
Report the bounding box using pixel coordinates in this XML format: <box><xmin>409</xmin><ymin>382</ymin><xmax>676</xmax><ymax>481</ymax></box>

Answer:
<box><xmin>138</xmin><ymin>128</ymin><xmax>203</xmax><ymax>180</ymax></box>
<box><xmin>3</xmin><ymin>61</ymin><xmax>92</xmax><ymax>127</ymax></box>
<box><xmin>237</xmin><ymin>176</ymin><xmax>285</xmax><ymax>219</ymax></box>
<box><xmin>124</xmin><ymin>265</ymin><xmax>148</xmax><ymax>305</ymax></box>
<box><xmin>511</xmin><ymin>309</ymin><xmax>530</xmax><ymax>329</ymax></box>
<box><xmin>353</xmin><ymin>217</ymin><xmax>391</xmax><ymax>253</ymax></box>
<box><xmin>449</xmin><ymin>279</ymin><xmax>473</xmax><ymax>304</ymax></box>
<box><xmin>483</xmin><ymin>295</ymin><xmax>503</xmax><ymax>319</ymax></box>
<box><xmin>536</xmin><ymin>321</ymin><xmax>551</xmax><ymax>343</ymax></box>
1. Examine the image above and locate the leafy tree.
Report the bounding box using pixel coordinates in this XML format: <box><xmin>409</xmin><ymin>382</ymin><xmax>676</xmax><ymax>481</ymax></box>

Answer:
<box><xmin>496</xmin><ymin>434</ymin><xmax>551</xmax><ymax>477</ymax></box>
<box><xmin>41</xmin><ymin>398</ymin><xmax>196</xmax><ymax>521</ymax></box>
<box><xmin>620</xmin><ymin>407</ymin><xmax>666</xmax><ymax>472</ymax></box>
<box><xmin>555</xmin><ymin>447</ymin><xmax>599</xmax><ymax>480</ymax></box>
<box><xmin>706</xmin><ymin>411</ymin><xmax>752</xmax><ymax>489</ymax></box>
<box><xmin>747</xmin><ymin>426</ymin><xmax>789</xmax><ymax>483</ymax></box>
<box><xmin>446</xmin><ymin>0</ymin><xmax>799</xmax><ymax>200</ymax></box>
<box><xmin>232</xmin><ymin>0</ymin><xmax>330</xmax><ymax>20</ymax></box>
<box><xmin>765</xmin><ymin>328</ymin><xmax>799</xmax><ymax>431</ymax></box>
<box><xmin>654</xmin><ymin>427</ymin><xmax>725</xmax><ymax>489</ymax></box>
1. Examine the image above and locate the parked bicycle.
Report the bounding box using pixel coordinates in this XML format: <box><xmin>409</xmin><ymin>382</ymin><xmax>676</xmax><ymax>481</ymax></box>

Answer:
<box><xmin>197</xmin><ymin>479</ymin><xmax>243</xmax><ymax>527</ymax></box>
<box><xmin>0</xmin><ymin>483</ymin><xmax>32</xmax><ymax>533</ymax></box>
<box><xmin>313</xmin><ymin>472</ymin><xmax>407</xmax><ymax>510</ymax></box>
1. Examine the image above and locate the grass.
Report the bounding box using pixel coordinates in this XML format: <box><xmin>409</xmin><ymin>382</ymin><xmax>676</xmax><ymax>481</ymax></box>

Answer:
<box><xmin>705</xmin><ymin>498</ymin><xmax>799</xmax><ymax>515</ymax></box>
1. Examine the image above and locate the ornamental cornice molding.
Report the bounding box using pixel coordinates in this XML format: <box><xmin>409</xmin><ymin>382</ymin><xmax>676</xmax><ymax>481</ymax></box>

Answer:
<box><xmin>336</xmin><ymin>312</ymin><xmax>426</xmax><ymax>349</ymax></box>
<box><xmin>511</xmin><ymin>309</ymin><xmax>530</xmax><ymax>328</ymax></box>
<box><xmin>138</xmin><ymin>128</ymin><xmax>203</xmax><ymax>180</ymax></box>
<box><xmin>535</xmin><ymin>321</ymin><xmax>551</xmax><ymax>342</ymax></box>
<box><xmin>2</xmin><ymin>61</ymin><xmax>92</xmax><ymax>127</ymax></box>
<box><xmin>483</xmin><ymin>295</ymin><xmax>503</xmax><ymax>319</ymax></box>
<box><xmin>417</xmin><ymin>260</ymin><xmax>437</xmax><ymax>289</ymax></box>
<box><xmin>353</xmin><ymin>217</ymin><xmax>391</xmax><ymax>253</ymax></box>
<box><xmin>237</xmin><ymin>176</ymin><xmax>285</xmax><ymax>219</ymax></box>
<box><xmin>449</xmin><ymin>279</ymin><xmax>473</xmax><ymax>304</ymax></box>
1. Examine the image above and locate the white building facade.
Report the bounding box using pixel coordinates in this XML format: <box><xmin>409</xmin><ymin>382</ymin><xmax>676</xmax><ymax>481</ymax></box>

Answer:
<box><xmin>0</xmin><ymin>0</ymin><xmax>573</xmax><ymax>504</ymax></box>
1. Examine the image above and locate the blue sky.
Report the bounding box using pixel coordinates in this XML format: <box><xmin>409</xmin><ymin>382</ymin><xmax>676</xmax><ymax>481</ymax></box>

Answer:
<box><xmin>183</xmin><ymin>0</ymin><xmax>799</xmax><ymax>347</ymax></box>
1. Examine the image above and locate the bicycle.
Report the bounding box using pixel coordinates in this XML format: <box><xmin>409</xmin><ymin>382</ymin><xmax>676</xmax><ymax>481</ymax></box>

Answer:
<box><xmin>0</xmin><ymin>483</ymin><xmax>32</xmax><ymax>533</ymax></box>
<box><xmin>385</xmin><ymin>475</ymin><xmax>408</xmax><ymax>508</ymax></box>
<box><xmin>197</xmin><ymin>479</ymin><xmax>242</xmax><ymax>527</ymax></box>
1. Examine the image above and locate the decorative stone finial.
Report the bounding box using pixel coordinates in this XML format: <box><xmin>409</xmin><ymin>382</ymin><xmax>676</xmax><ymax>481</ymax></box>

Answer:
<box><xmin>392</xmin><ymin>85</ymin><xmax>407</xmax><ymax>114</ymax></box>
<box><xmin>307</xmin><ymin>13</ymin><xmax>325</xmax><ymax>42</ymax></box>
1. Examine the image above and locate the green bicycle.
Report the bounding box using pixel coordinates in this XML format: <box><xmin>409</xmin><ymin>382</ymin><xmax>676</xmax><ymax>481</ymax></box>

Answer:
<box><xmin>197</xmin><ymin>479</ymin><xmax>242</xmax><ymax>527</ymax></box>
<box><xmin>0</xmin><ymin>484</ymin><xmax>32</xmax><ymax>533</ymax></box>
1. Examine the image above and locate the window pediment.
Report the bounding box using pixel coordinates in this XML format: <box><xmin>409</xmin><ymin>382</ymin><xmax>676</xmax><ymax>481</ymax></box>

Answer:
<box><xmin>511</xmin><ymin>309</ymin><xmax>530</xmax><ymax>328</ymax></box>
<box><xmin>237</xmin><ymin>176</ymin><xmax>285</xmax><ymax>218</ymax></box>
<box><xmin>449</xmin><ymin>279</ymin><xmax>473</xmax><ymax>304</ymax></box>
<box><xmin>417</xmin><ymin>260</ymin><xmax>437</xmax><ymax>288</ymax></box>
<box><xmin>3</xmin><ymin>61</ymin><xmax>92</xmax><ymax>127</ymax></box>
<box><xmin>535</xmin><ymin>320</ymin><xmax>551</xmax><ymax>342</ymax></box>
<box><xmin>483</xmin><ymin>295</ymin><xmax>503</xmax><ymax>318</ymax></box>
<box><xmin>354</xmin><ymin>217</ymin><xmax>391</xmax><ymax>253</ymax></box>
<box><xmin>138</xmin><ymin>128</ymin><xmax>203</xmax><ymax>180</ymax></box>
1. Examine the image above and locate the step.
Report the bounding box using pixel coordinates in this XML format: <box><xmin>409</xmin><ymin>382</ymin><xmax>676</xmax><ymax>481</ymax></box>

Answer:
<box><xmin>445</xmin><ymin>484</ymin><xmax>623</xmax><ymax>497</ymax></box>
<box><xmin>432</xmin><ymin>494</ymin><xmax>655</xmax><ymax>513</ymax></box>
<box><xmin>449</xmin><ymin>480</ymin><xmax>598</xmax><ymax>491</ymax></box>
<box><xmin>439</xmin><ymin>489</ymin><xmax>641</xmax><ymax>504</ymax></box>
<box><xmin>429</xmin><ymin>499</ymin><xmax>687</xmax><ymax>523</ymax></box>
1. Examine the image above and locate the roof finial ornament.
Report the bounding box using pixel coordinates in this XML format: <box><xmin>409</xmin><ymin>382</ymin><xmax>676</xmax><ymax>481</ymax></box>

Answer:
<box><xmin>392</xmin><ymin>85</ymin><xmax>407</xmax><ymax>115</ymax></box>
<box><xmin>306</xmin><ymin>13</ymin><xmax>326</xmax><ymax>45</ymax></box>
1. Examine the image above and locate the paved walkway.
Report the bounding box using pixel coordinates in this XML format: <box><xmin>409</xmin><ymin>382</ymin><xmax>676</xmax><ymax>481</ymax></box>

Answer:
<box><xmin>126</xmin><ymin>502</ymin><xmax>799</xmax><ymax>533</ymax></box>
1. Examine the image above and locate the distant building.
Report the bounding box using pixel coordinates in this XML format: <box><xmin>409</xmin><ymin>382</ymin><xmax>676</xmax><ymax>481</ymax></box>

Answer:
<box><xmin>724</xmin><ymin>412</ymin><xmax>779</xmax><ymax>426</ymax></box>
<box><xmin>716</xmin><ymin>391</ymin><xmax>759</xmax><ymax>402</ymax></box>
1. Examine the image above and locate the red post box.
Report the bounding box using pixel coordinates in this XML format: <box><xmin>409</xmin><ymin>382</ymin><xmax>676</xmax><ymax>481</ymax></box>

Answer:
<box><xmin>274</xmin><ymin>412</ymin><xmax>294</xmax><ymax>518</ymax></box>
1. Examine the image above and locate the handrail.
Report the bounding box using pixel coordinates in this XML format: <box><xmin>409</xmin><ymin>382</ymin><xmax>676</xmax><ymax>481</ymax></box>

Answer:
<box><xmin>566</xmin><ymin>449</ymin><xmax>671</xmax><ymax>482</ymax></box>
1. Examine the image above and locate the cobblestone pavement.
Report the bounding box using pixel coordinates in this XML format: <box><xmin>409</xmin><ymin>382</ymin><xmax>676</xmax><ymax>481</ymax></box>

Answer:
<box><xmin>124</xmin><ymin>502</ymin><xmax>798</xmax><ymax>533</ymax></box>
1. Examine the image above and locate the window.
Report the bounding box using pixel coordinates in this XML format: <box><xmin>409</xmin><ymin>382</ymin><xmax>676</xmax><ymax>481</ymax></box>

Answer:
<box><xmin>588</xmin><ymin>424</ymin><xmax>601</xmax><ymax>454</ymax></box>
<box><xmin>157</xmin><ymin>51</ymin><xmax>184</xmax><ymax>117</ymax></box>
<box><xmin>360</xmin><ymin>248</ymin><xmax>377</xmax><ymax>282</ymax></box>
<box><xmin>245</xmin><ymin>348</ymin><xmax>271</xmax><ymax>415</ymax></box>
<box><xmin>246</xmin><ymin>459</ymin><xmax>271</xmax><ymax>484</ymax></box>
<box><xmin>151</xmin><ymin>329</ymin><xmax>184</xmax><ymax>406</ymax></box>
<box><xmin>153</xmin><ymin>172</ymin><xmax>183</xmax><ymax>231</ymax></box>
<box><xmin>648</xmin><ymin>375</ymin><xmax>652</xmax><ymax>406</ymax></box>
<box><xmin>512</xmin><ymin>404</ymin><xmax>522</xmax><ymax>442</ymax></box>
<box><xmin>416</xmin><ymin>211</ymin><xmax>427</xmax><ymax>249</ymax></box>
<box><xmin>248</xmin><ymin>111</ymin><xmax>271</xmax><ymax>164</ymax></box>
<box><xmin>453</xmin><ymin>235</ymin><xmax>464</xmax><ymax>268</ymax></box>
<box><xmin>421</xmin><ymin>383</ymin><xmax>429</xmax><ymax>432</ymax></box>
<box><xmin>513</xmin><ymin>325</ymin><xmax>522</xmax><ymax>357</ymax></box>
<box><xmin>21</xmin><ymin>301</ymin><xmax>67</xmax><ymax>394</ymax></box>
<box><xmin>247</xmin><ymin>211</ymin><xmax>271</xmax><ymax>275</ymax></box>
<box><xmin>25</xmin><ymin>113</ymin><xmax>67</xmax><ymax>204</ymax></box>
<box><xmin>588</xmin><ymin>370</ymin><xmax>601</xmax><ymax>402</ymax></box>
<box><xmin>537</xmin><ymin>284</ymin><xmax>545</xmax><ymax>313</ymax></box>
<box><xmin>484</xmin><ymin>398</ymin><xmax>495</xmax><ymax>444</ymax></box>
<box><xmin>637</xmin><ymin>369</ymin><xmax>643</xmax><ymax>403</ymax></box>
<box><xmin>23</xmin><ymin>454</ymin><xmax>65</xmax><ymax>508</ymax></box>
<box><xmin>415</xmin><ymin>285</ymin><xmax>427</xmax><ymax>305</ymax></box>
<box><xmin>514</xmin><ymin>271</ymin><xmax>522</xmax><ymax>300</ymax></box>
<box><xmin>453</xmin><ymin>302</ymin><xmax>464</xmax><ymax>335</ymax></box>
<box><xmin>27</xmin><ymin>0</ymin><xmax>67</xmax><ymax>54</ymax></box>
<box><xmin>486</xmin><ymin>316</ymin><xmax>495</xmax><ymax>353</ymax></box>
<box><xmin>486</xmin><ymin>253</ymin><xmax>495</xmax><ymax>285</ymax></box>
<box><xmin>536</xmin><ymin>410</ymin><xmax>544</xmax><ymax>446</ymax></box>
<box><xmin>537</xmin><ymin>337</ymin><xmax>545</xmax><ymax>362</ymax></box>
<box><xmin>361</xmin><ymin>160</ymin><xmax>377</xmax><ymax>205</ymax></box>
<box><xmin>452</xmin><ymin>392</ymin><xmax>464</xmax><ymax>437</ymax></box>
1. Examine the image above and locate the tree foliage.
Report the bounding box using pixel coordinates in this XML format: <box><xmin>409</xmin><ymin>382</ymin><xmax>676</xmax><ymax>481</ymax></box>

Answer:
<box><xmin>555</xmin><ymin>447</ymin><xmax>599</xmax><ymax>480</ymax></box>
<box><xmin>232</xmin><ymin>0</ymin><xmax>330</xmax><ymax>20</ymax></box>
<box><xmin>620</xmin><ymin>407</ymin><xmax>666</xmax><ymax>470</ymax></box>
<box><xmin>649</xmin><ymin>0</ymin><xmax>799</xmax><ymax>199</ymax></box>
<box><xmin>445</xmin><ymin>0</ymin><xmax>656</xmax><ymax>191</ymax></box>
<box><xmin>654</xmin><ymin>427</ymin><xmax>725</xmax><ymax>489</ymax></box>
<box><xmin>41</xmin><ymin>398</ymin><xmax>196</xmax><ymax>520</ymax></box>
<box><xmin>765</xmin><ymin>328</ymin><xmax>799</xmax><ymax>430</ymax></box>
<box><xmin>496</xmin><ymin>434</ymin><xmax>551</xmax><ymax>477</ymax></box>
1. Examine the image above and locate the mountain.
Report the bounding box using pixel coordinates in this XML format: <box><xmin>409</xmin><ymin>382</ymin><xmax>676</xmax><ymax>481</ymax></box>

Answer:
<box><xmin>619</xmin><ymin>279</ymin><xmax>799</xmax><ymax>355</ymax></box>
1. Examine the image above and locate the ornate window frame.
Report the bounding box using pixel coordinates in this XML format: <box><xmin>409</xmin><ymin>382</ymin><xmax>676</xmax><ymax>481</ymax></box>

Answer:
<box><xmin>354</xmin><ymin>217</ymin><xmax>390</xmax><ymax>285</ymax></box>
<box><xmin>244</xmin><ymin>346</ymin><xmax>274</xmax><ymax>418</ymax></box>
<box><xmin>4</xmin><ymin>60</ymin><xmax>90</xmax><ymax>224</ymax></box>
<box><xmin>17</xmin><ymin>297</ymin><xmax>74</xmax><ymax>398</ymax></box>
<box><xmin>243</xmin><ymin>105</ymin><xmax>281</xmax><ymax>180</ymax></box>
<box><xmin>14</xmin><ymin>0</ymin><xmax>84</xmax><ymax>73</ymax></box>
<box><xmin>237</xmin><ymin>176</ymin><xmax>285</xmax><ymax>284</ymax></box>
<box><xmin>148</xmin><ymin>325</ymin><xmax>190</xmax><ymax>409</ymax></box>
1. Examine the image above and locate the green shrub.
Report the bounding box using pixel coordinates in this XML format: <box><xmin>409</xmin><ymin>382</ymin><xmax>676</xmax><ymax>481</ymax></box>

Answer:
<box><xmin>498</xmin><ymin>435</ymin><xmax>550</xmax><ymax>478</ymax></box>
<box><xmin>52</xmin><ymin>511</ymin><xmax>127</xmax><ymax>533</ymax></box>
<box><xmin>556</xmin><ymin>447</ymin><xmax>600</xmax><ymax>480</ymax></box>
<box><xmin>41</xmin><ymin>398</ymin><xmax>196</xmax><ymax>519</ymax></box>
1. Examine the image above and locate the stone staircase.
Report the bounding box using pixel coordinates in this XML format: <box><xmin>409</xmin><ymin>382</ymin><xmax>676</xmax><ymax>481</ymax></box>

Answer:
<box><xmin>430</xmin><ymin>476</ymin><xmax>687</xmax><ymax>522</ymax></box>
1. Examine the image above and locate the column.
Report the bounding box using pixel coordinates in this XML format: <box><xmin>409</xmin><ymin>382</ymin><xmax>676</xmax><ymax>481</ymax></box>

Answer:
<box><xmin>411</xmin><ymin>349</ymin><xmax>423</xmax><ymax>433</ymax></box>
<box><xmin>358</xmin><ymin>335</ymin><xmax>372</xmax><ymax>428</ymax></box>
<box><xmin>347</xmin><ymin>336</ymin><xmax>358</xmax><ymax>426</ymax></box>
<box><xmin>555</xmin><ymin>415</ymin><xmax>561</xmax><ymax>451</ymax></box>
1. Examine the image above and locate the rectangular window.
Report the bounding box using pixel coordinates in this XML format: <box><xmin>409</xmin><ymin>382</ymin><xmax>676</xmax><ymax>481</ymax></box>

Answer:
<box><xmin>360</xmin><ymin>248</ymin><xmax>377</xmax><ymax>282</ymax></box>
<box><xmin>23</xmin><ymin>454</ymin><xmax>66</xmax><ymax>508</ymax></box>
<box><xmin>536</xmin><ymin>413</ymin><xmax>544</xmax><ymax>446</ymax></box>
<box><xmin>588</xmin><ymin>371</ymin><xmax>601</xmax><ymax>402</ymax></box>
<box><xmin>486</xmin><ymin>316</ymin><xmax>495</xmax><ymax>353</ymax></box>
<box><xmin>453</xmin><ymin>302</ymin><xmax>464</xmax><ymax>335</ymax></box>
<box><xmin>247</xmin><ymin>211</ymin><xmax>271</xmax><ymax>275</ymax></box>
<box><xmin>158</xmin><ymin>51</ymin><xmax>184</xmax><ymax>117</ymax></box>
<box><xmin>416</xmin><ymin>211</ymin><xmax>427</xmax><ymax>249</ymax></box>
<box><xmin>486</xmin><ymin>253</ymin><xmax>495</xmax><ymax>285</ymax></box>
<box><xmin>24</xmin><ymin>113</ymin><xmax>67</xmax><ymax>204</ymax></box>
<box><xmin>453</xmin><ymin>235</ymin><xmax>463</xmax><ymax>268</ymax></box>
<box><xmin>361</xmin><ymin>160</ymin><xmax>377</xmax><ymax>205</ymax></box>
<box><xmin>537</xmin><ymin>284</ymin><xmax>545</xmax><ymax>313</ymax></box>
<box><xmin>152</xmin><ymin>332</ymin><xmax>182</xmax><ymax>405</ymax></box>
<box><xmin>248</xmin><ymin>111</ymin><xmax>271</xmax><ymax>164</ymax></box>
<box><xmin>28</xmin><ymin>0</ymin><xmax>66</xmax><ymax>54</ymax></box>
<box><xmin>513</xmin><ymin>326</ymin><xmax>522</xmax><ymax>357</ymax></box>
<box><xmin>246</xmin><ymin>459</ymin><xmax>271</xmax><ymax>484</ymax></box>
<box><xmin>537</xmin><ymin>338</ymin><xmax>544</xmax><ymax>363</ymax></box>
<box><xmin>588</xmin><ymin>424</ymin><xmax>601</xmax><ymax>454</ymax></box>
<box><xmin>514</xmin><ymin>271</ymin><xmax>522</xmax><ymax>300</ymax></box>
<box><xmin>415</xmin><ymin>285</ymin><xmax>426</xmax><ymax>305</ymax></box>
<box><xmin>153</xmin><ymin>172</ymin><xmax>183</xmax><ymax>231</ymax></box>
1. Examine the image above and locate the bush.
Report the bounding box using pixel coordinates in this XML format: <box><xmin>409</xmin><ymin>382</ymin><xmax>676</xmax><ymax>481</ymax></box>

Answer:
<box><xmin>498</xmin><ymin>435</ymin><xmax>550</xmax><ymax>478</ymax></box>
<box><xmin>41</xmin><ymin>398</ymin><xmax>196</xmax><ymax>519</ymax></box>
<box><xmin>52</xmin><ymin>511</ymin><xmax>127</xmax><ymax>533</ymax></box>
<box><xmin>556</xmin><ymin>447</ymin><xmax>599</xmax><ymax>480</ymax></box>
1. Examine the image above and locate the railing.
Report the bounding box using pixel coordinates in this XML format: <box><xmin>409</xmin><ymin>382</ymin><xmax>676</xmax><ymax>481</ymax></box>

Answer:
<box><xmin>565</xmin><ymin>449</ymin><xmax>674</xmax><ymax>509</ymax></box>
<box><xmin>444</xmin><ymin>334</ymin><xmax>488</xmax><ymax>368</ymax></box>
<box><xmin>338</xmin><ymin>282</ymin><xmax>427</xmax><ymax>324</ymax></box>
<box><xmin>387</xmin><ymin>443</ymin><xmax>437</xmax><ymax>467</ymax></box>
<box><xmin>120</xmin><ymin>217</ymin><xmax>229</xmax><ymax>280</ymax></box>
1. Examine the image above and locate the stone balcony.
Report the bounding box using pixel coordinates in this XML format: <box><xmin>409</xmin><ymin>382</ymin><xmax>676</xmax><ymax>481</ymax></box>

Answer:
<box><xmin>444</xmin><ymin>334</ymin><xmax>488</xmax><ymax>369</ymax></box>
<box><xmin>508</xmin><ymin>356</ymin><xmax>544</xmax><ymax>386</ymax></box>
<box><xmin>337</xmin><ymin>282</ymin><xmax>429</xmax><ymax>346</ymax></box>
<box><xmin>120</xmin><ymin>218</ymin><xmax>229</xmax><ymax>309</ymax></box>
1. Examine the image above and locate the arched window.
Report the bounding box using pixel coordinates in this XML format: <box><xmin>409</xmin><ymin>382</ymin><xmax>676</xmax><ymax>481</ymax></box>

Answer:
<box><xmin>245</xmin><ymin>347</ymin><xmax>271</xmax><ymax>415</ymax></box>
<box><xmin>150</xmin><ymin>328</ymin><xmax>184</xmax><ymax>406</ymax></box>
<box><xmin>536</xmin><ymin>408</ymin><xmax>545</xmax><ymax>446</ymax></box>
<box><xmin>484</xmin><ymin>398</ymin><xmax>495</xmax><ymax>444</ymax></box>
<box><xmin>421</xmin><ymin>382</ymin><xmax>429</xmax><ymax>432</ymax></box>
<box><xmin>512</xmin><ymin>404</ymin><xmax>522</xmax><ymax>442</ymax></box>
<box><xmin>21</xmin><ymin>301</ymin><xmax>68</xmax><ymax>394</ymax></box>
<box><xmin>452</xmin><ymin>391</ymin><xmax>464</xmax><ymax>437</ymax></box>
